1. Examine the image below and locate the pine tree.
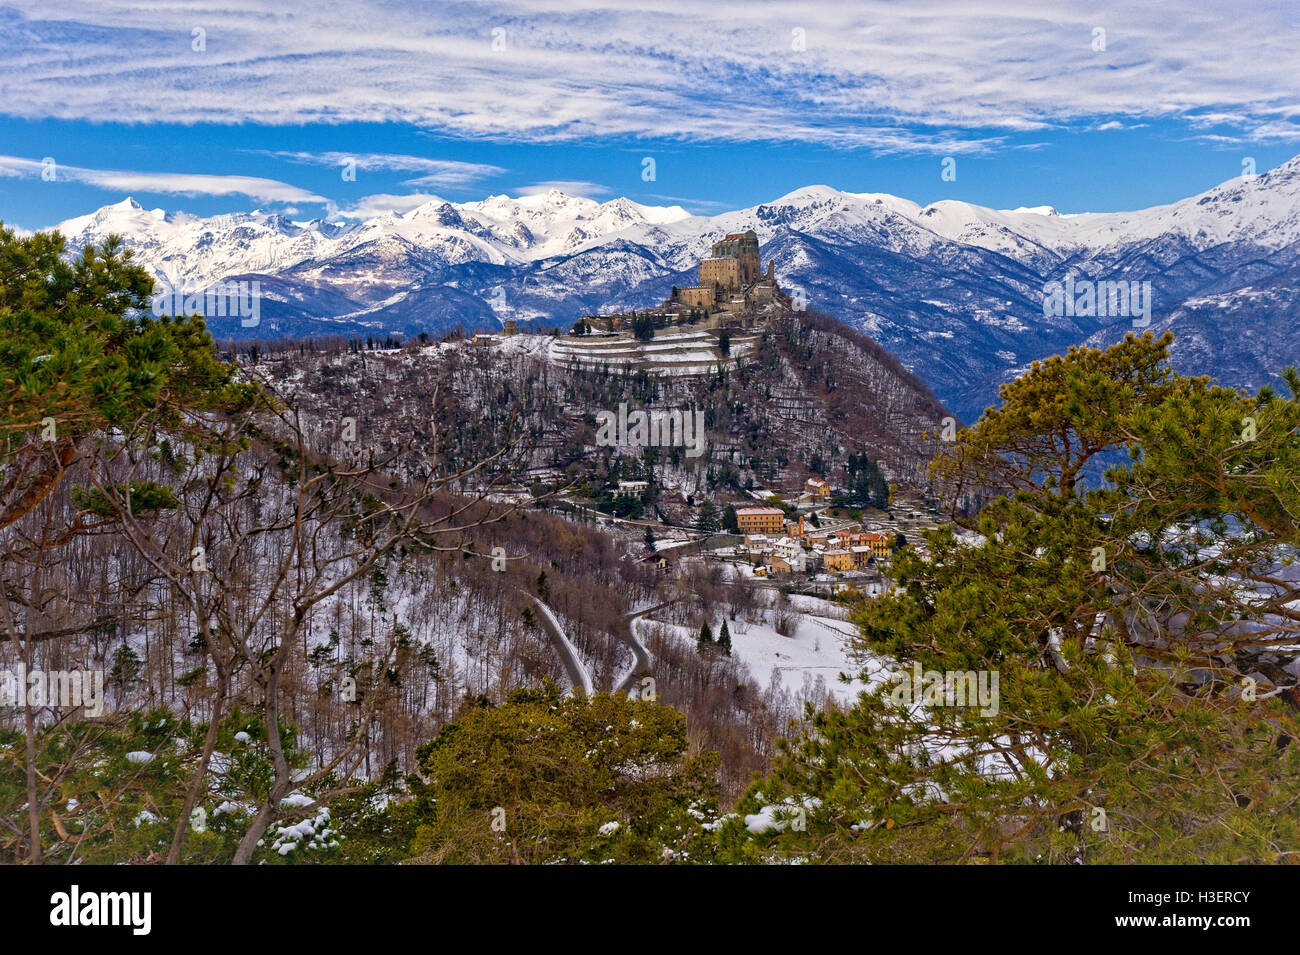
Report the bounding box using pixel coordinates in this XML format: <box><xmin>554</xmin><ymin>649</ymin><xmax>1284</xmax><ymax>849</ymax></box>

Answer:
<box><xmin>367</xmin><ymin>562</ymin><xmax>389</xmax><ymax>615</ymax></box>
<box><xmin>109</xmin><ymin>643</ymin><xmax>142</xmax><ymax>702</ymax></box>
<box><xmin>382</xmin><ymin>684</ymin><xmax>721</xmax><ymax>865</ymax></box>
<box><xmin>717</xmin><ymin>620</ymin><xmax>732</xmax><ymax>656</ymax></box>
<box><xmin>722</xmin><ymin>332</ymin><xmax>1300</xmax><ymax>865</ymax></box>
<box><xmin>0</xmin><ymin>227</ymin><xmax>258</xmax><ymax>535</ymax></box>
<box><xmin>696</xmin><ymin>621</ymin><xmax>713</xmax><ymax>654</ymax></box>
<box><xmin>696</xmin><ymin>501</ymin><xmax>719</xmax><ymax>533</ymax></box>
<box><xmin>722</xmin><ymin>504</ymin><xmax>739</xmax><ymax>533</ymax></box>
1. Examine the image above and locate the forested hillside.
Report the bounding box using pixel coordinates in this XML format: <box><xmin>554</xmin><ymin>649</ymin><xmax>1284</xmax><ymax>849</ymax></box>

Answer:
<box><xmin>238</xmin><ymin>307</ymin><xmax>950</xmax><ymax>508</ymax></box>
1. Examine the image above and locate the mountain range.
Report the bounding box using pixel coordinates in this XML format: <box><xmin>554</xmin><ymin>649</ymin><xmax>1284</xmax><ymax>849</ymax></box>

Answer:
<box><xmin>38</xmin><ymin>154</ymin><xmax>1300</xmax><ymax>424</ymax></box>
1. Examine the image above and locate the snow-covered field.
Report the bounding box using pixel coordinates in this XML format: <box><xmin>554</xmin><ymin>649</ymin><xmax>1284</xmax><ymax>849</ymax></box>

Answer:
<box><xmin>637</xmin><ymin>592</ymin><xmax>891</xmax><ymax>704</ymax></box>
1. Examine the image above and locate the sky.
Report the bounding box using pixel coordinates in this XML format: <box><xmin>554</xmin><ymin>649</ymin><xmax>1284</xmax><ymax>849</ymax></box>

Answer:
<box><xmin>1</xmin><ymin>0</ymin><xmax>1298</xmax><ymax>230</ymax></box>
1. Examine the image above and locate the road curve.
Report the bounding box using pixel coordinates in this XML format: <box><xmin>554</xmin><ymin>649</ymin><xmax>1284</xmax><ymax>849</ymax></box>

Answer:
<box><xmin>529</xmin><ymin>594</ymin><xmax>594</xmax><ymax>697</ymax></box>
<box><xmin>613</xmin><ymin>599</ymin><xmax>678</xmax><ymax>694</ymax></box>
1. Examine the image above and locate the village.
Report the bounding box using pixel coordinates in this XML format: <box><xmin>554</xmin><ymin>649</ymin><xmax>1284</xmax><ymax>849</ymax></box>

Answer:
<box><xmin>618</xmin><ymin>474</ymin><xmax>942</xmax><ymax>592</ymax></box>
<box><xmin>456</xmin><ymin>224</ymin><xmax>945</xmax><ymax>593</ymax></box>
<box><xmin>573</xmin><ymin>229</ymin><xmax>940</xmax><ymax>585</ymax></box>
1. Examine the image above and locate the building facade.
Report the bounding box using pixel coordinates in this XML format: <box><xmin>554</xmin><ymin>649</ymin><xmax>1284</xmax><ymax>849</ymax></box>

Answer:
<box><xmin>822</xmin><ymin>548</ymin><xmax>854</xmax><ymax>573</ymax></box>
<box><xmin>735</xmin><ymin>505</ymin><xmax>786</xmax><ymax>535</ymax></box>
<box><xmin>805</xmin><ymin>477</ymin><xmax>830</xmax><ymax>499</ymax></box>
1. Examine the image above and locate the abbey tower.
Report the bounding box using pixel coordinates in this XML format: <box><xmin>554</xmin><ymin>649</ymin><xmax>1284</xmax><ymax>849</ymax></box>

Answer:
<box><xmin>673</xmin><ymin>229</ymin><xmax>782</xmax><ymax>314</ymax></box>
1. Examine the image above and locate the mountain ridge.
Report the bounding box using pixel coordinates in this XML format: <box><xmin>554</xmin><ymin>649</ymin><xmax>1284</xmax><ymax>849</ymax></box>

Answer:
<box><xmin>26</xmin><ymin>153</ymin><xmax>1300</xmax><ymax>422</ymax></box>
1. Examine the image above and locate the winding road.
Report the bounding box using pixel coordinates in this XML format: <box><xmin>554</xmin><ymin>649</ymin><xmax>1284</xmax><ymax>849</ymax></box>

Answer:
<box><xmin>613</xmin><ymin>599</ymin><xmax>678</xmax><ymax>693</ymax></box>
<box><xmin>530</xmin><ymin>590</ymin><xmax>680</xmax><ymax>698</ymax></box>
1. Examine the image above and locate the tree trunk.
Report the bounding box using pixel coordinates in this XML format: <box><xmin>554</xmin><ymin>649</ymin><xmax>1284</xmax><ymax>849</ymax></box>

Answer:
<box><xmin>167</xmin><ymin>671</ymin><xmax>227</xmax><ymax>864</ymax></box>
<box><xmin>24</xmin><ymin>697</ymin><xmax>41</xmax><ymax>864</ymax></box>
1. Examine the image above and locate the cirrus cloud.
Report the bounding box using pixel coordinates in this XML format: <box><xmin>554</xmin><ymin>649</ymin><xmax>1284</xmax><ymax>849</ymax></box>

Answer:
<box><xmin>0</xmin><ymin>1</ymin><xmax>1297</xmax><ymax>151</ymax></box>
<box><xmin>246</xmin><ymin>150</ymin><xmax>506</xmax><ymax>188</ymax></box>
<box><xmin>332</xmin><ymin>192</ymin><xmax>445</xmax><ymax>218</ymax></box>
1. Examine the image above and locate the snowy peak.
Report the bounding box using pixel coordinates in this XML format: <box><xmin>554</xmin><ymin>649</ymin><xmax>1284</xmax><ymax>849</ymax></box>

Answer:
<box><xmin>28</xmin><ymin>152</ymin><xmax>1300</xmax><ymax>434</ymax></box>
<box><xmin>45</xmin><ymin>150</ymin><xmax>1300</xmax><ymax>271</ymax></box>
<box><xmin>54</xmin><ymin>198</ymin><xmax>346</xmax><ymax>288</ymax></box>
<box><xmin>771</xmin><ymin>184</ymin><xmax>852</xmax><ymax>206</ymax></box>
<box><xmin>57</xmin><ymin>195</ymin><xmax>167</xmax><ymax>239</ymax></box>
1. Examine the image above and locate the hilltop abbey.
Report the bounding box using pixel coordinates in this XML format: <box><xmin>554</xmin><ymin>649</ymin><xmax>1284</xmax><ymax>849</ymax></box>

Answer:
<box><xmin>574</xmin><ymin>229</ymin><xmax>790</xmax><ymax>335</ymax></box>
<box><xmin>671</xmin><ymin>230</ymin><xmax>784</xmax><ymax>316</ymax></box>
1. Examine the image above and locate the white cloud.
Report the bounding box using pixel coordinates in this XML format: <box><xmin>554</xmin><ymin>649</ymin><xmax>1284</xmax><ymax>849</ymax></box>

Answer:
<box><xmin>0</xmin><ymin>2</ymin><xmax>1296</xmax><ymax>150</ymax></box>
<box><xmin>0</xmin><ymin>154</ymin><xmax>326</xmax><ymax>205</ymax></box>
<box><xmin>250</xmin><ymin>151</ymin><xmax>505</xmax><ymax>187</ymax></box>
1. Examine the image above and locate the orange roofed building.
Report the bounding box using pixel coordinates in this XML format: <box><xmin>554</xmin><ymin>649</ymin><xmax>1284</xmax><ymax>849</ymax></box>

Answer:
<box><xmin>843</xmin><ymin>532</ymin><xmax>892</xmax><ymax>559</ymax></box>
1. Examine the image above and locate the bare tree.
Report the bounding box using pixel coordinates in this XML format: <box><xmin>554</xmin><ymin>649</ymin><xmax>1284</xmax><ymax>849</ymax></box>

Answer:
<box><xmin>91</xmin><ymin>369</ymin><xmax>552</xmax><ymax>862</ymax></box>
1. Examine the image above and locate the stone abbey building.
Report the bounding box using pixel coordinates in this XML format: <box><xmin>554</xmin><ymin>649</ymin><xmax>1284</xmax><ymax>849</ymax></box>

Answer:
<box><xmin>574</xmin><ymin>228</ymin><xmax>788</xmax><ymax>334</ymax></box>
<box><xmin>699</xmin><ymin>231</ymin><xmax>762</xmax><ymax>292</ymax></box>
<box><xmin>671</xmin><ymin>229</ymin><xmax>785</xmax><ymax>317</ymax></box>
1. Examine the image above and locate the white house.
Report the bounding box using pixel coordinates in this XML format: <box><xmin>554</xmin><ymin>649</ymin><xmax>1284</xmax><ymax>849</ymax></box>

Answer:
<box><xmin>772</xmin><ymin>537</ymin><xmax>807</xmax><ymax>572</ymax></box>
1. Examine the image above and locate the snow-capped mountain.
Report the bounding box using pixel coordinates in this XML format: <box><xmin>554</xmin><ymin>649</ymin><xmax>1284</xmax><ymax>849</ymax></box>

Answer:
<box><xmin>40</xmin><ymin>154</ymin><xmax>1300</xmax><ymax>422</ymax></box>
<box><xmin>53</xmin><ymin>189</ymin><xmax>694</xmax><ymax>288</ymax></box>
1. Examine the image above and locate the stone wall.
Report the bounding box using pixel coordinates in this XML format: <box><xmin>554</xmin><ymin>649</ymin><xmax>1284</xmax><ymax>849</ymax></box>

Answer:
<box><xmin>679</xmin><ymin>286</ymin><xmax>717</xmax><ymax>309</ymax></box>
<box><xmin>699</xmin><ymin>256</ymin><xmax>742</xmax><ymax>290</ymax></box>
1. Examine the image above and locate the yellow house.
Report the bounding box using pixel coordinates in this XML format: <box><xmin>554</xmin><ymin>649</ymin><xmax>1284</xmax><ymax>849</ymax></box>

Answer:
<box><xmin>805</xmin><ymin>477</ymin><xmax>830</xmax><ymax>499</ymax></box>
<box><xmin>822</xmin><ymin>548</ymin><xmax>854</xmax><ymax>573</ymax></box>
<box><xmin>862</xmin><ymin>532</ymin><xmax>892</xmax><ymax>559</ymax></box>
<box><xmin>845</xmin><ymin>532</ymin><xmax>891</xmax><ymax>559</ymax></box>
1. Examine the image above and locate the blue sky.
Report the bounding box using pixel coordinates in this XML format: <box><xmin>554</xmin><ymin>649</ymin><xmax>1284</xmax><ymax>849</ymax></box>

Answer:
<box><xmin>2</xmin><ymin>1</ymin><xmax>1298</xmax><ymax>229</ymax></box>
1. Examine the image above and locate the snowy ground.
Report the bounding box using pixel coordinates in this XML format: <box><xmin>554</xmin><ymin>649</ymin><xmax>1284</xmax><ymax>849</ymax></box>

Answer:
<box><xmin>545</xmin><ymin>328</ymin><xmax>759</xmax><ymax>376</ymax></box>
<box><xmin>638</xmin><ymin>592</ymin><xmax>891</xmax><ymax>704</ymax></box>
